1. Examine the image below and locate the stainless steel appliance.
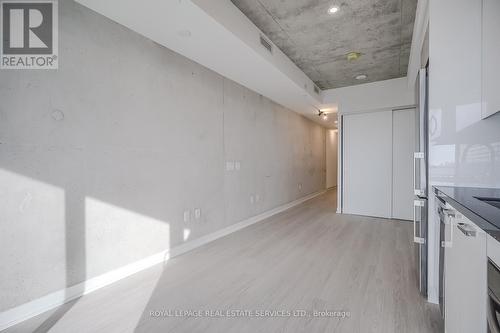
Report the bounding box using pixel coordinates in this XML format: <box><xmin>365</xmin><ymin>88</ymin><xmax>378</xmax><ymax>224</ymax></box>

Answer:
<box><xmin>413</xmin><ymin>66</ymin><xmax>429</xmax><ymax>296</ymax></box>
<box><xmin>488</xmin><ymin>259</ymin><xmax>500</xmax><ymax>333</ymax></box>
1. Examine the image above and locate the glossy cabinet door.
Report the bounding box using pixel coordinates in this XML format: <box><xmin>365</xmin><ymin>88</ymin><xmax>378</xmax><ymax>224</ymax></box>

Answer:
<box><xmin>445</xmin><ymin>216</ymin><xmax>487</xmax><ymax>332</ymax></box>
<box><xmin>482</xmin><ymin>0</ymin><xmax>500</xmax><ymax>119</ymax></box>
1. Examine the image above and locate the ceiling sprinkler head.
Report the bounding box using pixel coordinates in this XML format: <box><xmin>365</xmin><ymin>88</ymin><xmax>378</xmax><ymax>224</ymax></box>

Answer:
<box><xmin>347</xmin><ymin>52</ymin><xmax>361</xmax><ymax>62</ymax></box>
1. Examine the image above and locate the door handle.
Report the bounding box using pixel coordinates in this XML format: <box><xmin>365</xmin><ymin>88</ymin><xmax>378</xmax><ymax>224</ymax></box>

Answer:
<box><xmin>413</xmin><ymin>199</ymin><xmax>425</xmax><ymax>244</ymax></box>
<box><xmin>441</xmin><ymin>223</ymin><xmax>453</xmax><ymax>248</ymax></box>
<box><xmin>438</xmin><ymin>206</ymin><xmax>455</xmax><ymax>223</ymax></box>
<box><xmin>413</xmin><ymin>152</ymin><xmax>424</xmax><ymax>196</ymax></box>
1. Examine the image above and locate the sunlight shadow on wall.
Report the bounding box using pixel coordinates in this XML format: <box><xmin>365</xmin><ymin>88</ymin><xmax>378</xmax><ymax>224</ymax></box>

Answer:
<box><xmin>82</xmin><ymin>197</ymin><xmax>172</xmax><ymax>331</ymax></box>
<box><xmin>0</xmin><ymin>169</ymin><xmax>66</xmax><ymax>312</ymax></box>
<box><xmin>84</xmin><ymin>197</ymin><xmax>171</xmax><ymax>279</ymax></box>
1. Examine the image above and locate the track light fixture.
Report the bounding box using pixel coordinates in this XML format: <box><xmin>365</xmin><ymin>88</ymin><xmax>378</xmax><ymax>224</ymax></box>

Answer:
<box><xmin>315</xmin><ymin>108</ymin><xmax>328</xmax><ymax>121</ymax></box>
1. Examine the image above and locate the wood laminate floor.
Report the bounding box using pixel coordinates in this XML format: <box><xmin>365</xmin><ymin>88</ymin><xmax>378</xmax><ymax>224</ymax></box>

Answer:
<box><xmin>4</xmin><ymin>189</ymin><xmax>443</xmax><ymax>333</ymax></box>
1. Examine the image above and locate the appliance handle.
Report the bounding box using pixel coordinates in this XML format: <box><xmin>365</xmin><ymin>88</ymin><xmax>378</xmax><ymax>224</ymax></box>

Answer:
<box><xmin>413</xmin><ymin>200</ymin><xmax>425</xmax><ymax>244</ymax></box>
<box><xmin>438</xmin><ymin>206</ymin><xmax>445</xmax><ymax>221</ymax></box>
<box><xmin>449</xmin><ymin>218</ymin><xmax>454</xmax><ymax>247</ymax></box>
<box><xmin>413</xmin><ymin>153</ymin><xmax>417</xmax><ymax>195</ymax></box>
<box><xmin>413</xmin><ymin>152</ymin><xmax>424</xmax><ymax>195</ymax></box>
<box><xmin>440</xmin><ymin>211</ymin><xmax>454</xmax><ymax>248</ymax></box>
<box><xmin>441</xmin><ymin>207</ymin><xmax>455</xmax><ymax>224</ymax></box>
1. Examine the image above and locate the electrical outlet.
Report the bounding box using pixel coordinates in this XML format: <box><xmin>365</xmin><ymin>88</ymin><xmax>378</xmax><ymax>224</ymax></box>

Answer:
<box><xmin>298</xmin><ymin>183</ymin><xmax>302</xmax><ymax>190</ymax></box>
<box><xmin>250</xmin><ymin>195</ymin><xmax>255</xmax><ymax>204</ymax></box>
<box><xmin>194</xmin><ymin>208</ymin><xmax>201</xmax><ymax>219</ymax></box>
<box><xmin>183</xmin><ymin>210</ymin><xmax>190</xmax><ymax>223</ymax></box>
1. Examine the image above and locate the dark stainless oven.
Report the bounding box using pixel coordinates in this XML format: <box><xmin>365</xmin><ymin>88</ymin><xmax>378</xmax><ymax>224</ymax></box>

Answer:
<box><xmin>488</xmin><ymin>259</ymin><xmax>500</xmax><ymax>332</ymax></box>
<box><xmin>438</xmin><ymin>199</ymin><xmax>446</xmax><ymax>317</ymax></box>
<box><xmin>437</xmin><ymin>193</ymin><xmax>455</xmax><ymax>318</ymax></box>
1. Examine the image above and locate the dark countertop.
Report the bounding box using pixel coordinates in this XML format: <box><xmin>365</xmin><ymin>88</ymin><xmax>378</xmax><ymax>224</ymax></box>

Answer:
<box><xmin>434</xmin><ymin>186</ymin><xmax>500</xmax><ymax>240</ymax></box>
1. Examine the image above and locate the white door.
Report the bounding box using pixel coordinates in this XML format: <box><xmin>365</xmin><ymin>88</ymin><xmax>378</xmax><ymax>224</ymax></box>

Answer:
<box><xmin>392</xmin><ymin>109</ymin><xmax>416</xmax><ymax>220</ymax></box>
<box><xmin>343</xmin><ymin>110</ymin><xmax>392</xmax><ymax>218</ymax></box>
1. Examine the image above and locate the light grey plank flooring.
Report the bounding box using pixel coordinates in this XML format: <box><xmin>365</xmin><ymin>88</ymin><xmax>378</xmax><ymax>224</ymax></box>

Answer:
<box><xmin>4</xmin><ymin>190</ymin><xmax>443</xmax><ymax>333</ymax></box>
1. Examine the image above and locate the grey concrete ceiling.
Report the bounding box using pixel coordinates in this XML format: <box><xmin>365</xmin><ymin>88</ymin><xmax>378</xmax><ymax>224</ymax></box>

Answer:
<box><xmin>231</xmin><ymin>0</ymin><xmax>417</xmax><ymax>90</ymax></box>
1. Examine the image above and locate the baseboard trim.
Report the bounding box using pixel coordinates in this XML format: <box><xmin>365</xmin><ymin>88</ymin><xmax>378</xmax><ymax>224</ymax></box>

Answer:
<box><xmin>0</xmin><ymin>190</ymin><xmax>325</xmax><ymax>331</ymax></box>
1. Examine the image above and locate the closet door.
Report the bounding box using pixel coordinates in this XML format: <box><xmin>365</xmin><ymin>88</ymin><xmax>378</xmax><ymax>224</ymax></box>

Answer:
<box><xmin>343</xmin><ymin>110</ymin><xmax>392</xmax><ymax>218</ymax></box>
<box><xmin>392</xmin><ymin>109</ymin><xmax>416</xmax><ymax>220</ymax></box>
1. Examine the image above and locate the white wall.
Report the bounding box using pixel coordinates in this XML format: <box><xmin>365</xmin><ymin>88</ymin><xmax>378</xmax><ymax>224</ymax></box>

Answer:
<box><xmin>427</xmin><ymin>0</ymin><xmax>500</xmax><ymax>304</ymax></box>
<box><xmin>326</xmin><ymin>130</ymin><xmax>338</xmax><ymax>189</ymax></box>
<box><xmin>322</xmin><ymin>77</ymin><xmax>416</xmax><ymax>114</ymax></box>
<box><xmin>0</xmin><ymin>0</ymin><xmax>326</xmax><ymax>313</ymax></box>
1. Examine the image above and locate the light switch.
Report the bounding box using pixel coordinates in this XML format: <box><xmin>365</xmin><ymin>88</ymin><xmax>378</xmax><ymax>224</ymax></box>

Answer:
<box><xmin>256</xmin><ymin>194</ymin><xmax>260</xmax><ymax>202</ymax></box>
<box><xmin>183</xmin><ymin>210</ymin><xmax>190</xmax><ymax>223</ymax></box>
<box><xmin>194</xmin><ymin>208</ymin><xmax>201</xmax><ymax>219</ymax></box>
<box><xmin>298</xmin><ymin>183</ymin><xmax>302</xmax><ymax>190</ymax></box>
<box><xmin>235</xmin><ymin>161</ymin><xmax>241</xmax><ymax>170</ymax></box>
<box><xmin>250</xmin><ymin>195</ymin><xmax>255</xmax><ymax>204</ymax></box>
<box><xmin>226</xmin><ymin>161</ymin><xmax>235</xmax><ymax>171</ymax></box>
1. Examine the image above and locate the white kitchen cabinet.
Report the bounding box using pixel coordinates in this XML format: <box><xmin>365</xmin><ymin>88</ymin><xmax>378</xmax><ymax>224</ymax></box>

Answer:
<box><xmin>444</xmin><ymin>213</ymin><xmax>487</xmax><ymax>332</ymax></box>
<box><xmin>482</xmin><ymin>0</ymin><xmax>500</xmax><ymax>119</ymax></box>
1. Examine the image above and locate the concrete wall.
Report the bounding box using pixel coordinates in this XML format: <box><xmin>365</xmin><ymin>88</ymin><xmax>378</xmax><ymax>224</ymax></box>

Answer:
<box><xmin>74</xmin><ymin>0</ymin><xmax>322</xmax><ymax>123</ymax></box>
<box><xmin>0</xmin><ymin>0</ymin><xmax>325</xmax><ymax>312</ymax></box>
<box><xmin>326</xmin><ymin>130</ymin><xmax>338</xmax><ymax>189</ymax></box>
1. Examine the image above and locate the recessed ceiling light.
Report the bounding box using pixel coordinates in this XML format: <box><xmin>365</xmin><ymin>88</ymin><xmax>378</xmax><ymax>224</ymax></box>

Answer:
<box><xmin>355</xmin><ymin>74</ymin><xmax>368</xmax><ymax>80</ymax></box>
<box><xmin>328</xmin><ymin>6</ymin><xmax>339</xmax><ymax>14</ymax></box>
